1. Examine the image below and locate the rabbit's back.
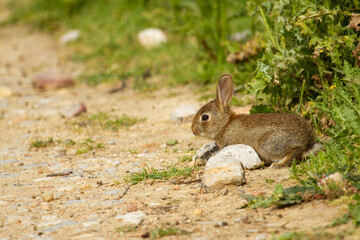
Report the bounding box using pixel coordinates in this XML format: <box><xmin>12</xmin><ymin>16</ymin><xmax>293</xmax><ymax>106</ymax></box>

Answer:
<box><xmin>217</xmin><ymin>113</ymin><xmax>317</xmax><ymax>164</ymax></box>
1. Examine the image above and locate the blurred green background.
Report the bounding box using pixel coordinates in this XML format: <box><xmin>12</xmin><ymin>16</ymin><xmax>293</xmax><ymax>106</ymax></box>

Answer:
<box><xmin>8</xmin><ymin>0</ymin><xmax>256</xmax><ymax>88</ymax></box>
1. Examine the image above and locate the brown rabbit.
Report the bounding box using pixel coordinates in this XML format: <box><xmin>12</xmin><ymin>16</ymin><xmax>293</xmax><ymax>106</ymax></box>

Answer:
<box><xmin>191</xmin><ymin>74</ymin><xmax>322</xmax><ymax>168</ymax></box>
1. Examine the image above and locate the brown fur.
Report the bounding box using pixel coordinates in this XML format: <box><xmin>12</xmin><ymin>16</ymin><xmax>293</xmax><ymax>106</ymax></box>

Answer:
<box><xmin>191</xmin><ymin>74</ymin><xmax>321</xmax><ymax>168</ymax></box>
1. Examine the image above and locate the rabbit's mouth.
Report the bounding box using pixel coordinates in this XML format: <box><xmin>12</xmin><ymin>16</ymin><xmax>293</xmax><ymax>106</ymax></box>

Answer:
<box><xmin>191</xmin><ymin>125</ymin><xmax>200</xmax><ymax>135</ymax></box>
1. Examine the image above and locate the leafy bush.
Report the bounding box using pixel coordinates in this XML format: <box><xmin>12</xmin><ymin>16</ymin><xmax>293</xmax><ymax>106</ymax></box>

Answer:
<box><xmin>246</xmin><ymin>0</ymin><xmax>360</xmax><ymax>202</ymax></box>
<box><xmin>248</xmin><ymin>0</ymin><xmax>360</xmax><ymax>110</ymax></box>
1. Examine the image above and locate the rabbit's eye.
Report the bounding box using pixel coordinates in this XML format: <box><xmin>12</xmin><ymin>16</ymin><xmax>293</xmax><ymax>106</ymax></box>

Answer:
<box><xmin>201</xmin><ymin>114</ymin><xmax>209</xmax><ymax>121</ymax></box>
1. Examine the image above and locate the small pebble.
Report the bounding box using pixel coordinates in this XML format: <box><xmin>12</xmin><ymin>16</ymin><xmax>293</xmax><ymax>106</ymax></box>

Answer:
<box><xmin>32</xmin><ymin>70</ymin><xmax>74</xmax><ymax>90</ymax></box>
<box><xmin>42</xmin><ymin>192</ymin><xmax>54</xmax><ymax>202</ymax></box>
<box><xmin>192</xmin><ymin>209</ymin><xmax>203</xmax><ymax>215</ymax></box>
<box><xmin>219</xmin><ymin>188</ymin><xmax>228</xmax><ymax>196</ymax></box>
<box><xmin>59</xmin><ymin>102</ymin><xmax>87</xmax><ymax>118</ymax></box>
<box><xmin>214</xmin><ymin>221</ymin><xmax>228</xmax><ymax>227</ymax></box>
<box><xmin>137</xmin><ymin>28</ymin><xmax>167</xmax><ymax>49</ymax></box>
<box><xmin>141</xmin><ymin>231</ymin><xmax>150</xmax><ymax>238</ymax></box>
<box><xmin>241</xmin><ymin>217</ymin><xmax>251</xmax><ymax>224</ymax></box>
<box><xmin>79</xmin><ymin>184</ymin><xmax>91</xmax><ymax>190</ymax></box>
<box><xmin>126</xmin><ymin>204</ymin><xmax>138</xmax><ymax>212</ymax></box>
<box><xmin>40</xmin><ymin>202</ymin><xmax>52</xmax><ymax>211</ymax></box>
<box><xmin>60</xmin><ymin>29</ymin><xmax>80</xmax><ymax>44</ymax></box>
<box><xmin>255</xmin><ymin>234</ymin><xmax>268</xmax><ymax>240</ymax></box>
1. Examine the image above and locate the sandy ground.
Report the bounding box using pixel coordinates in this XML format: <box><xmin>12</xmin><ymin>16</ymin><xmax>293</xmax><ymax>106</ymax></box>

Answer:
<box><xmin>0</xmin><ymin>25</ymin><xmax>358</xmax><ymax>240</ymax></box>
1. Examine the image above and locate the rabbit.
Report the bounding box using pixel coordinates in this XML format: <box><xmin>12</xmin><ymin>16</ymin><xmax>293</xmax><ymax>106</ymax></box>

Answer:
<box><xmin>191</xmin><ymin>74</ymin><xmax>322</xmax><ymax>168</ymax></box>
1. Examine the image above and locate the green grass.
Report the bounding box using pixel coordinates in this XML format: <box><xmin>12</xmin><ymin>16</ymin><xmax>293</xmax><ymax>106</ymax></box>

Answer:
<box><xmin>179</xmin><ymin>155</ymin><xmax>192</xmax><ymax>162</ymax></box>
<box><xmin>115</xmin><ymin>226</ymin><xmax>138</xmax><ymax>233</ymax></box>
<box><xmin>30</xmin><ymin>137</ymin><xmax>55</xmax><ymax>149</ymax></box>
<box><xmin>241</xmin><ymin>185</ymin><xmax>315</xmax><ymax>209</ymax></box>
<box><xmin>150</xmin><ymin>227</ymin><xmax>187</xmax><ymax>239</ymax></box>
<box><xmin>75</xmin><ymin>138</ymin><xmax>104</xmax><ymax>154</ymax></box>
<box><xmin>165</xmin><ymin>139</ymin><xmax>178</xmax><ymax>146</ymax></box>
<box><xmin>7</xmin><ymin>0</ymin><xmax>256</xmax><ymax>87</ymax></box>
<box><xmin>275</xmin><ymin>231</ymin><xmax>347</xmax><ymax>240</ymax></box>
<box><xmin>29</xmin><ymin>137</ymin><xmax>104</xmax><ymax>154</ymax></box>
<box><xmin>124</xmin><ymin>164</ymin><xmax>195</xmax><ymax>185</ymax></box>
<box><xmin>76</xmin><ymin>112</ymin><xmax>145</xmax><ymax>130</ymax></box>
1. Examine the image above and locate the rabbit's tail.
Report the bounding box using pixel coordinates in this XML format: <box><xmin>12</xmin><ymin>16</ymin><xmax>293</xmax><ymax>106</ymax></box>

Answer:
<box><xmin>302</xmin><ymin>142</ymin><xmax>322</xmax><ymax>158</ymax></box>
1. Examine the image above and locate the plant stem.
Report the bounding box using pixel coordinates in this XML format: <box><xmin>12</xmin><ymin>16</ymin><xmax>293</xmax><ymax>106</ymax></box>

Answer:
<box><xmin>258</xmin><ymin>4</ymin><xmax>280</xmax><ymax>51</ymax></box>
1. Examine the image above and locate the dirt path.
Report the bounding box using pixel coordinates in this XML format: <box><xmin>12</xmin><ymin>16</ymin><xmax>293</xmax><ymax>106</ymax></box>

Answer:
<box><xmin>0</xmin><ymin>26</ymin><xmax>353</xmax><ymax>240</ymax></box>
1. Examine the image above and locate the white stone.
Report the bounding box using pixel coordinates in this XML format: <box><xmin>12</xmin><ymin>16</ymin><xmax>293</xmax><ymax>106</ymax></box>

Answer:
<box><xmin>319</xmin><ymin>172</ymin><xmax>346</xmax><ymax>192</ymax></box>
<box><xmin>213</xmin><ymin>144</ymin><xmax>262</xmax><ymax>170</ymax></box>
<box><xmin>169</xmin><ymin>104</ymin><xmax>197</xmax><ymax>122</ymax></box>
<box><xmin>255</xmin><ymin>234</ymin><xmax>268</xmax><ymax>240</ymax></box>
<box><xmin>191</xmin><ymin>141</ymin><xmax>220</xmax><ymax>166</ymax></box>
<box><xmin>60</xmin><ymin>30</ymin><xmax>80</xmax><ymax>44</ymax></box>
<box><xmin>201</xmin><ymin>144</ymin><xmax>262</xmax><ymax>191</ymax></box>
<box><xmin>137</xmin><ymin>28</ymin><xmax>167</xmax><ymax>48</ymax></box>
<box><xmin>201</xmin><ymin>156</ymin><xmax>246</xmax><ymax>192</ymax></box>
<box><xmin>115</xmin><ymin>210</ymin><xmax>146</xmax><ymax>226</ymax></box>
<box><xmin>38</xmin><ymin>216</ymin><xmax>64</xmax><ymax>227</ymax></box>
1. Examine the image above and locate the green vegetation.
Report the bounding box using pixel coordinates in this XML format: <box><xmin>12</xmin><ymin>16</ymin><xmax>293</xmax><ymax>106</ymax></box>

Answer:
<box><xmin>75</xmin><ymin>138</ymin><xmax>104</xmax><ymax>154</ymax></box>
<box><xmin>7</xmin><ymin>0</ymin><xmax>255</xmax><ymax>87</ymax></box>
<box><xmin>150</xmin><ymin>227</ymin><xmax>187</xmax><ymax>239</ymax></box>
<box><xmin>30</xmin><ymin>137</ymin><xmax>55</xmax><ymax>149</ymax></box>
<box><xmin>179</xmin><ymin>155</ymin><xmax>192</xmax><ymax>162</ymax></box>
<box><xmin>242</xmin><ymin>185</ymin><xmax>314</xmax><ymax>209</ymax></box>
<box><xmin>29</xmin><ymin>137</ymin><xmax>104</xmax><ymax>154</ymax></box>
<box><xmin>76</xmin><ymin>112</ymin><xmax>145</xmax><ymax>130</ymax></box>
<box><xmin>124</xmin><ymin>164</ymin><xmax>195</xmax><ymax>185</ymax></box>
<box><xmin>165</xmin><ymin>139</ymin><xmax>178</xmax><ymax>146</ymax></box>
<box><xmin>115</xmin><ymin>226</ymin><xmax>138</xmax><ymax>233</ymax></box>
<box><xmin>275</xmin><ymin>231</ymin><xmax>347</xmax><ymax>240</ymax></box>
<box><xmin>248</xmin><ymin>1</ymin><xmax>360</xmax><ymax>110</ymax></box>
<box><xmin>247</xmin><ymin>1</ymin><xmax>360</xmax><ymax>208</ymax></box>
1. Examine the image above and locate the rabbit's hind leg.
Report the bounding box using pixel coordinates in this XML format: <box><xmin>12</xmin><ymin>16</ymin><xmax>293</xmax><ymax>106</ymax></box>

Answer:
<box><xmin>269</xmin><ymin>147</ymin><xmax>304</xmax><ymax>169</ymax></box>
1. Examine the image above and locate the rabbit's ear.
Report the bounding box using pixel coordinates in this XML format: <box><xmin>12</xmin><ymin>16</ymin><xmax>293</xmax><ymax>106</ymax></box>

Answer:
<box><xmin>216</xmin><ymin>74</ymin><xmax>233</xmax><ymax>111</ymax></box>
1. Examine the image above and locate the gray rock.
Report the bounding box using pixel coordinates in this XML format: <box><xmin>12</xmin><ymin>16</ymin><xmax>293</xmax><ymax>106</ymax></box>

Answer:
<box><xmin>102</xmin><ymin>190</ymin><xmax>120</xmax><ymax>195</ymax></box>
<box><xmin>169</xmin><ymin>104</ymin><xmax>197</xmax><ymax>122</ymax></box>
<box><xmin>192</xmin><ymin>141</ymin><xmax>220</xmax><ymax>166</ymax></box>
<box><xmin>0</xmin><ymin>172</ymin><xmax>18</xmax><ymax>178</ymax></box>
<box><xmin>63</xmin><ymin>199</ymin><xmax>89</xmax><ymax>206</ymax></box>
<box><xmin>41</xmin><ymin>220</ymin><xmax>78</xmax><ymax>233</ymax></box>
<box><xmin>106</xmin><ymin>167</ymin><xmax>117</xmax><ymax>174</ymax></box>
<box><xmin>0</xmin><ymin>159</ymin><xmax>20</xmax><ymax>166</ymax></box>
<box><xmin>115</xmin><ymin>210</ymin><xmax>146</xmax><ymax>226</ymax></box>
<box><xmin>212</xmin><ymin>144</ymin><xmax>262</xmax><ymax>170</ymax></box>
<box><xmin>89</xmin><ymin>200</ymin><xmax>125</xmax><ymax>206</ymax></box>
<box><xmin>59</xmin><ymin>102</ymin><xmax>87</xmax><ymax>118</ymax></box>
<box><xmin>20</xmin><ymin>162</ymin><xmax>48</xmax><ymax>170</ymax></box>
<box><xmin>21</xmin><ymin>234</ymin><xmax>54</xmax><ymax>240</ymax></box>
<box><xmin>107</xmin><ymin>139</ymin><xmax>118</xmax><ymax>145</ymax></box>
